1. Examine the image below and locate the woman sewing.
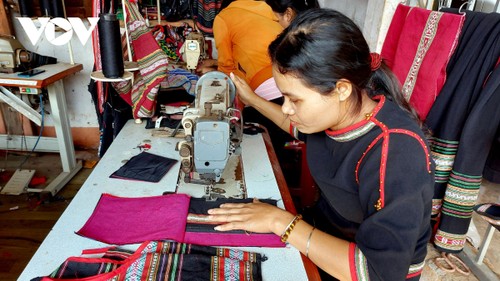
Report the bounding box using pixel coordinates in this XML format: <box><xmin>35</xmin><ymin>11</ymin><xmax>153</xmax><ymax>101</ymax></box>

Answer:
<box><xmin>207</xmin><ymin>9</ymin><xmax>434</xmax><ymax>281</ymax></box>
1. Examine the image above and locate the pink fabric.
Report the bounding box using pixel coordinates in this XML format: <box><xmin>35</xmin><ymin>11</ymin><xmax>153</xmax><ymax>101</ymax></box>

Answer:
<box><xmin>381</xmin><ymin>4</ymin><xmax>464</xmax><ymax>121</ymax></box>
<box><xmin>254</xmin><ymin>77</ymin><xmax>282</xmax><ymax>101</ymax></box>
<box><xmin>76</xmin><ymin>193</ymin><xmax>190</xmax><ymax>244</ymax></box>
<box><xmin>77</xmin><ymin>194</ymin><xmax>285</xmax><ymax>247</ymax></box>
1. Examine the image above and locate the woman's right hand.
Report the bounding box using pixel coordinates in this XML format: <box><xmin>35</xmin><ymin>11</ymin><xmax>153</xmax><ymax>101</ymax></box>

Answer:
<box><xmin>230</xmin><ymin>72</ymin><xmax>260</xmax><ymax>107</ymax></box>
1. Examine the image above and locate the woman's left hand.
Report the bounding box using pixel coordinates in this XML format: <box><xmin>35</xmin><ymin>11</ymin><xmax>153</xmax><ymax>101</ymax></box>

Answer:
<box><xmin>207</xmin><ymin>198</ymin><xmax>294</xmax><ymax>234</ymax></box>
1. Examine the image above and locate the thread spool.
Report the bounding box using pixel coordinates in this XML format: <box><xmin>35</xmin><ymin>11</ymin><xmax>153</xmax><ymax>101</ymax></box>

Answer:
<box><xmin>98</xmin><ymin>13</ymin><xmax>124</xmax><ymax>78</ymax></box>
<box><xmin>39</xmin><ymin>0</ymin><xmax>52</xmax><ymax>17</ymax></box>
<box><xmin>51</xmin><ymin>0</ymin><xmax>65</xmax><ymax>18</ymax></box>
<box><xmin>19</xmin><ymin>0</ymin><xmax>34</xmax><ymax>17</ymax></box>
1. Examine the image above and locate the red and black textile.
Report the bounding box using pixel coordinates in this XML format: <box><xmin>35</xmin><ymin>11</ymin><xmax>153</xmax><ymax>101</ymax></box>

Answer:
<box><xmin>425</xmin><ymin>9</ymin><xmax>500</xmax><ymax>253</ymax></box>
<box><xmin>111</xmin><ymin>0</ymin><xmax>169</xmax><ymax>118</ymax></box>
<box><xmin>31</xmin><ymin>241</ymin><xmax>265</xmax><ymax>281</ymax></box>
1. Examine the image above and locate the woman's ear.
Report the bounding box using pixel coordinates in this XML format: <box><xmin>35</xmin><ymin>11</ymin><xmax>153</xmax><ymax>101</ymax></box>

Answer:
<box><xmin>284</xmin><ymin>7</ymin><xmax>296</xmax><ymax>25</ymax></box>
<box><xmin>335</xmin><ymin>79</ymin><xmax>353</xmax><ymax>101</ymax></box>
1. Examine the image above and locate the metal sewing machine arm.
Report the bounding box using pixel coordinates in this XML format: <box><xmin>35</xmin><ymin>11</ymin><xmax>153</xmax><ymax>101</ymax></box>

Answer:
<box><xmin>176</xmin><ymin>71</ymin><xmax>242</xmax><ymax>187</ymax></box>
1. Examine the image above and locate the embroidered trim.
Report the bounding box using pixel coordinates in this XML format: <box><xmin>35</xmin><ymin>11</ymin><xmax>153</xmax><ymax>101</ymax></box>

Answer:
<box><xmin>355</xmin><ymin>118</ymin><xmax>432</xmax><ymax>211</ymax></box>
<box><xmin>327</xmin><ymin>121</ymin><xmax>377</xmax><ymax>142</ymax></box>
<box><xmin>432</xmin><ymin>199</ymin><xmax>443</xmax><ymax>216</ymax></box>
<box><xmin>289</xmin><ymin>123</ymin><xmax>299</xmax><ymax>139</ymax></box>
<box><xmin>407</xmin><ymin>261</ymin><xmax>425</xmax><ymax>278</ymax></box>
<box><xmin>429</xmin><ymin>137</ymin><xmax>459</xmax><ymax>183</ymax></box>
<box><xmin>434</xmin><ymin>229</ymin><xmax>466</xmax><ymax>252</ymax></box>
<box><xmin>349</xmin><ymin>243</ymin><xmax>424</xmax><ymax>280</ymax></box>
<box><xmin>349</xmin><ymin>243</ymin><xmax>368</xmax><ymax>281</ymax></box>
<box><xmin>402</xmin><ymin>11</ymin><xmax>442</xmax><ymax>102</ymax></box>
<box><xmin>441</xmin><ymin>170</ymin><xmax>481</xmax><ymax>219</ymax></box>
<box><xmin>326</xmin><ymin>96</ymin><xmax>385</xmax><ymax>142</ymax></box>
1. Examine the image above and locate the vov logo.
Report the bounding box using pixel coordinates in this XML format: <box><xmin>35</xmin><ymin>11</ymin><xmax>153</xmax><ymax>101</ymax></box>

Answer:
<box><xmin>17</xmin><ymin>17</ymin><xmax>100</xmax><ymax>46</ymax></box>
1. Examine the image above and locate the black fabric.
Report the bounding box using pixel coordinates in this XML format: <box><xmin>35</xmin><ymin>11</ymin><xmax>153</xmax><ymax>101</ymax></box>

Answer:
<box><xmin>426</xmin><ymin>9</ymin><xmax>500</xmax><ymax>252</ymax></box>
<box><xmin>110</xmin><ymin>151</ymin><xmax>177</xmax><ymax>182</ymax></box>
<box><xmin>187</xmin><ymin>198</ymin><xmax>277</xmax><ymax>233</ymax></box>
<box><xmin>160</xmin><ymin>0</ymin><xmax>193</xmax><ymax>21</ymax></box>
<box><xmin>144</xmin><ymin>116</ymin><xmax>181</xmax><ymax>129</ymax></box>
<box><xmin>88</xmin><ymin>80</ymin><xmax>132</xmax><ymax>158</ymax></box>
<box><xmin>303</xmin><ymin>98</ymin><xmax>433</xmax><ymax>280</ymax></box>
<box><xmin>473</xmin><ymin>203</ymin><xmax>500</xmax><ymax>231</ymax></box>
<box><xmin>484</xmin><ymin>129</ymin><xmax>500</xmax><ymax>183</ymax></box>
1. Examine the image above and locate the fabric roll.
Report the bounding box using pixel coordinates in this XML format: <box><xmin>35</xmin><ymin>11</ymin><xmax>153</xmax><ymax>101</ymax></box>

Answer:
<box><xmin>18</xmin><ymin>0</ymin><xmax>34</xmax><ymax>17</ymax></box>
<box><xmin>51</xmin><ymin>0</ymin><xmax>65</xmax><ymax>17</ymax></box>
<box><xmin>111</xmin><ymin>0</ymin><xmax>169</xmax><ymax>118</ymax></box>
<box><xmin>39</xmin><ymin>0</ymin><xmax>52</xmax><ymax>17</ymax></box>
<box><xmin>98</xmin><ymin>13</ymin><xmax>124</xmax><ymax>78</ymax></box>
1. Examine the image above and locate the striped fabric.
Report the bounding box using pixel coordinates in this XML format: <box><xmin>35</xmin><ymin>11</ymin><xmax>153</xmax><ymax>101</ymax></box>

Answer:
<box><xmin>428</xmin><ymin>137</ymin><xmax>459</xmax><ymax>184</ymax></box>
<box><xmin>426</xmin><ymin>10</ymin><xmax>500</xmax><ymax>253</ymax></box>
<box><xmin>349</xmin><ymin>243</ymin><xmax>425</xmax><ymax>281</ymax></box>
<box><xmin>193</xmin><ymin>0</ymin><xmax>222</xmax><ymax>35</ymax></box>
<box><xmin>40</xmin><ymin>241</ymin><xmax>264</xmax><ymax>281</ymax></box>
<box><xmin>254</xmin><ymin>77</ymin><xmax>282</xmax><ymax>101</ymax></box>
<box><xmin>112</xmin><ymin>0</ymin><xmax>169</xmax><ymax>118</ymax></box>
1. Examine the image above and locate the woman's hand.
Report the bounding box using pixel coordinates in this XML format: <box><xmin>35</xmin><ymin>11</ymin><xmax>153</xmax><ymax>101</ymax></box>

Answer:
<box><xmin>230</xmin><ymin>72</ymin><xmax>261</xmax><ymax>107</ymax></box>
<box><xmin>207</xmin><ymin>198</ymin><xmax>294</xmax><ymax>234</ymax></box>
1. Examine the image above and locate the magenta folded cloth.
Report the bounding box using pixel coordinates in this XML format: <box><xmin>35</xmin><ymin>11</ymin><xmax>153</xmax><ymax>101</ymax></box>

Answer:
<box><xmin>76</xmin><ymin>193</ymin><xmax>191</xmax><ymax>245</ymax></box>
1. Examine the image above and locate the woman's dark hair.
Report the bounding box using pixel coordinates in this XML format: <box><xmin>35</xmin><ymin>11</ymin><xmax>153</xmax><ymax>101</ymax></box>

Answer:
<box><xmin>220</xmin><ymin>0</ymin><xmax>236</xmax><ymax>10</ymax></box>
<box><xmin>268</xmin><ymin>8</ymin><xmax>420</xmax><ymax>125</ymax></box>
<box><xmin>265</xmin><ymin>0</ymin><xmax>320</xmax><ymax>14</ymax></box>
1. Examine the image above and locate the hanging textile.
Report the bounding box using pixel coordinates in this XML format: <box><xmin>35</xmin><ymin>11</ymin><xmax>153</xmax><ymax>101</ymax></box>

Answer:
<box><xmin>152</xmin><ymin>23</ymin><xmax>194</xmax><ymax>63</ymax></box>
<box><xmin>425</xmin><ymin>9</ymin><xmax>500</xmax><ymax>253</ymax></box>
<box><xmin>111</xmin><ymin>0</ymin><xmax>169</xmax><ymax>118</ymax></box>
<box><xmin>381</xmin><ymin>3</ymin><xmax>464</xmax><ymax>121</ymax></box>
<box><xmin>31</xmin><ymin>240</ymin><xmax>265</xmax><ymax>281</ymax></box>
<box><xmin>76</xmin><ymin>194</ymin><xmax>285</xmax><ymax>247</ymax></box>
<box><xmin>91</xmin><ymin>0</ymin><xmax>133</xmax><ymax>157</ymax></box>
<box><xmin>192</xmin><ymin>0</ymin><xmax>223</xmax><ymax>35</ymax></box>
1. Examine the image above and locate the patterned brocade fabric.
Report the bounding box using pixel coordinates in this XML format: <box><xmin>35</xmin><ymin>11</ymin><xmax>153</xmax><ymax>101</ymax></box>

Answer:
<box><xmin>31</xmin><ymin>241</ymin><xmax>265</xmax><ymax>281</ymax></box>
<box><xmin>381</xmin><ymin>3</ymin><xmax>464</xmax><ymax>121</ymax></box>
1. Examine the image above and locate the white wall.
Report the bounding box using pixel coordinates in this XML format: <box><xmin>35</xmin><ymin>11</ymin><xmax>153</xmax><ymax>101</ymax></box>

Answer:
<box><xmin>319</xmin><ymin>0</ymin><xmax>399</xmax><ymax>52</ymax></box>
<box><xmin>474</xmin><ymin>0</ymin><xmax>500</xmax><ymax>12</ymax></box>
<box><xmin>12</xmin><ymin>15</ymin><xmax>98</xmax><ymax>128</ymax></box>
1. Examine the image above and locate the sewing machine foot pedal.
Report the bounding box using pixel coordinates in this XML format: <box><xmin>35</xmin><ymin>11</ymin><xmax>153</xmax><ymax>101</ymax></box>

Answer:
<box><xmin>1</xmin><ymin>169</ymin><xmax>36</xmax><ymax>195</ymax></box>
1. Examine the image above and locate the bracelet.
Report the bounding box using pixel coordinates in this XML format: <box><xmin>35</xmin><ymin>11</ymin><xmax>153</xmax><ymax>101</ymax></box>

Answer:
<box><xmin>306</xmin><ymin>227</ymin><xmax>315</xmax><ymax>257</ymax></box>
<box><xmin>280</xmin><ymin>214</ymin><xmax>302</xmax><ymax>243</ymax></box>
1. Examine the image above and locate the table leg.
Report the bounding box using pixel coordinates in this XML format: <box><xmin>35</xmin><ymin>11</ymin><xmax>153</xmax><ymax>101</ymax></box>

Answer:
<box><xmin>26</xmin><ymin>80</ymin><xmax>83</xmax><ymax>195</ymax></box>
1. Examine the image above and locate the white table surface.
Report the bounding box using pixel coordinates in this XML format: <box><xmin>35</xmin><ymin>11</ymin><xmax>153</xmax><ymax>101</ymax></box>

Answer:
<box><xmin>18</xmin><ymin>120</ymin><xmax>309</xmax><ymax>281</ymax></box>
